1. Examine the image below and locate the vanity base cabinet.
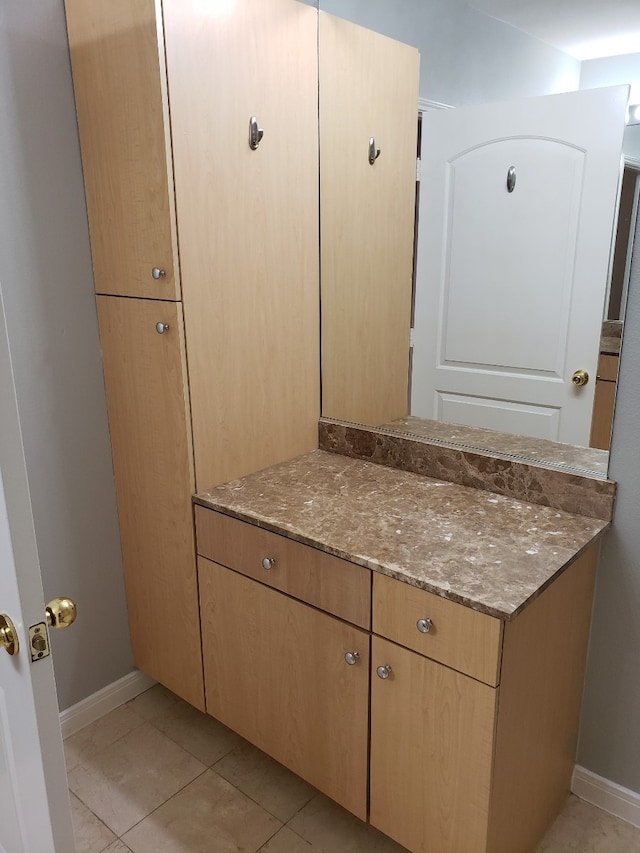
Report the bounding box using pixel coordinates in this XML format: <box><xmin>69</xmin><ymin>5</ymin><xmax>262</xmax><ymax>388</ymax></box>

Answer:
<box><xmin>198</xmin><ymin>558</ymin><xmax>370</xmax><ymax>821</ymax></box>
<box><xmin>370</xmin><ymin>636</ymin><xmax>497</xmax><ymax>853</ymax></box>
<box><xmin>96</xmin><ymin>296</ymin><xmax>204</xmax><ymax>710</ymax></box>
<box><xmin>486</xmin><ymin>544</ymin><xmax>599</xmax><ymax>853</ymax></box>
<box><xmin>370</xmin><ymin>544</ymin><xmax>599</xmax><ymax>853</ymax></box>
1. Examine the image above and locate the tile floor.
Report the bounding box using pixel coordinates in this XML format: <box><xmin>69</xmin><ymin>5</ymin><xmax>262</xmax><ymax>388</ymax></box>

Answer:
<box><xmin>65</xmin><ymin>685</ymin><xmax>640</xmax><ymax>853</ymax></box>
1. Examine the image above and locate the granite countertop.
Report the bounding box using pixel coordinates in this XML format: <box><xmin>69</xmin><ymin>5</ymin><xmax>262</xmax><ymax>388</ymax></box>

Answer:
<box><xmin>194</xmin><ymin>450</ymin><xmax>608</xmax><ymax>621</ymax></box>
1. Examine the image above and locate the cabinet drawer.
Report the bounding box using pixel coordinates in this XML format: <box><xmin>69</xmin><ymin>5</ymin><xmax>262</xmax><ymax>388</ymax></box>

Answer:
<box><xmin>373</xmin><ymin>573</ymin><xmax>503</xmax><ymax>685</ymax></box>
<box><xmin>195</xmin><ymin>507</ymin><xmax>371</xmax><ymax>629</ymax></box>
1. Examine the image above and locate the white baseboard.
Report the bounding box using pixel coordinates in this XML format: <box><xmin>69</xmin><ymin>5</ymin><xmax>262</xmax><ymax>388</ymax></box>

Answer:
<box><xmin>572</xmin><ymin>765</ymin><xmax>640</xmax><ymax>829</ymax></box>
<box><xmin>59</xmin><ymin>670</ymin><xmax>156</xmax><ymax>739</ymax></box>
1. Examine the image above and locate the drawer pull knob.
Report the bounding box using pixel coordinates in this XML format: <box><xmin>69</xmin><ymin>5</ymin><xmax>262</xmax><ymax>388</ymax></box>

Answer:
<box><xmin>344</xmin><ymin>651</ymin><xmax>359</xmax><ymax>666</ymax></box>
<box><xmin>261</xmin><ymin>557</ymin><xmax>276</xmax><ymax>571</ymax></box>
<box><xmin>155</xmin><ymin>322</ymin><xmax>170</xmax><ymax>334</ymax></box>
<box><xmin>376</xmin><ymin>664</ymin><xmax>392</xmax><ymax>680</ymax></box>
<box><xmin>417</xmin><ymin>618</ymin><xmax>433</xmax><ymax>634</ymax></box>
<box><xmin>151</xmin><ymin>267</ymin><xmax>167</xmax><ymax>280</ymax></box>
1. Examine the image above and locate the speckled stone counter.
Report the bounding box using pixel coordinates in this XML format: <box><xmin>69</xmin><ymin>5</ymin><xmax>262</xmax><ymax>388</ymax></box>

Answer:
<box><xmin>195</xmin><ymin>450</ymin><xmax>608</xmax><ymax>621</ymax></box>
<box><xmin>320</xmin><ymin>418</ymin><xmax>616</xmax><ymax>521</ymax></box>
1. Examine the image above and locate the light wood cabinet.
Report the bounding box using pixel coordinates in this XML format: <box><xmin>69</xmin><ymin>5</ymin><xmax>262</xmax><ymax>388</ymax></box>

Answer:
<box><xmin>195</xmin><ymin>507</ymin><xmax>600</xmax><ymax>852</ymax></box>
<box><xmin>96</xmin><ymin>296</ymin><xmax>203</xmax><ymax>708</ymax></box>
<box><xmin>319</xmin><ymin>12</ymin><xmax>420</xmax><ymax>425</ymax></box>
<box><xmin>65</xmin><ymin>0</ymin><xmax>321</xmax><ymax>708</ymax></box>
<box><xmin>590</xmin><ymin>353</ymin><xmax>619</xmax><ymax>450</ymax></box>
<box><xmin>162</xmin><ymin>0</ymin><xmax>320</xmax><ymax>491</ymax></box>
<box><xmin>65</xmin><ymin>0</ymin><xmax>180</xmax><ymax>301</ymax></box>
<box><xmin>199</xmin><ymin>558</ymin><xmax>370</xmax><ymax>820</ymax></box>
<box><xmin>370</xmin><ymin>546</ymin><xmax>599</xmax><ymax>853</ymax></box>
<box><xmin>370</xmin><ymin>636</ymin><xmax>497</xmax><ymax>853</ymax></box>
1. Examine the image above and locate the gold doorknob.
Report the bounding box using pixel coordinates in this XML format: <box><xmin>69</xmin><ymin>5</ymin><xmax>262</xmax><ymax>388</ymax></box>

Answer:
<box><xmin>571</xmin><ymin>369</ymin><xmax>589</xmax><ymax>387</ymax></box>
<box><xmin>46</xmin><ymin>597</ymin><xmax>77</xmax><ymax>629</ymax></box>
<box><xmin>0</xmin><ymin>614</ymin><xmax>19</xmax><ymax>656</ymax></box>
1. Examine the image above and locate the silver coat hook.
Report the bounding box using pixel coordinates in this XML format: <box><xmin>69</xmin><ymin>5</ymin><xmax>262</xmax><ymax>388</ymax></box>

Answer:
<box><xmin>249</xmin><ymin>116</ymin><xmax>264</xmax><ymax>151</ymax></box>
<box><xmin>368</xmin><ymin>137</ymin><xmax>381</xmax><ymax>165</ymax></box>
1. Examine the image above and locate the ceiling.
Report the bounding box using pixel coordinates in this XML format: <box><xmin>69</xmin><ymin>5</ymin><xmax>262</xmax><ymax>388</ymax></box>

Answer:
<box><xmin>465</xmin><ymin>0</ymin><xmax>640</xmax><ymax>61</ymax></box>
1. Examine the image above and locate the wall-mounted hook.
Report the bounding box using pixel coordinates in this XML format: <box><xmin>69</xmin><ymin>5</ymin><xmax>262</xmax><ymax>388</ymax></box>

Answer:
<box><xmin>249</xmin><ymin>116</ymin><xmax>264</xmax><ymax>151</ymax></box>
<box><xmin>506</xmin><ymin>165</ymin><xmax>517</xmax><ymax>193</ymax></box>
<box><xmin>368</xmin><ymin>137</ymin><xmax>381</xmax><ymax>165</ymax></box>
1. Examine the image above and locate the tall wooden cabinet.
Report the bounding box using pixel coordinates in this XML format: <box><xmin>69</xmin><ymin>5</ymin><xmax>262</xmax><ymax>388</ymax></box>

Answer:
<box><xmin>319</xmin><ymin>13</ymin><xmax>420</xmax><ymax>425</ymax></box>
<box><xmin>65</xmin><ymin>0</ymin><xmax>320</xmax><ymax>707</ymax></box>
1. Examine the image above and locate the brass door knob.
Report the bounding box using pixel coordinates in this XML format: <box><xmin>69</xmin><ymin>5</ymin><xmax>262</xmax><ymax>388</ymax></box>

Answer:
<box><xmin>46</xmin><ymin>597</ymin><xmax>77</xmax><ymax>629</ymax></box>
<box><xmin>0</xmin><ymin>614</ymin><xmax>19</xmax><ymax>656</ymax></box>
<box><xmin>571</xmin><ymin>369</ymin><xmax>589</xmax><ymax>387</ymax></box>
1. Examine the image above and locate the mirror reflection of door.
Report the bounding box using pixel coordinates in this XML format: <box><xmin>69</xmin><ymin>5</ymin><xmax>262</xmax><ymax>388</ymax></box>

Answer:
<box><xmin>410</xmin><ymin>86</ymin><xmax>629</xmax><ymax>447</ymax></box>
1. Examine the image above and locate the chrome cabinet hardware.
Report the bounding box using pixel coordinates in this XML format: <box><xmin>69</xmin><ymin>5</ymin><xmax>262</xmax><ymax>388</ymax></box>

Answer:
<box><xmin>344</xmin><ymin>651</ymin><xmax>360</xmax><ymax>666</ymax></box>
<box><xmin>151</xmin><ymin>267</ymin><xmax>166</xmax><ymax>280</ymax></box>
<box><xmin>249</xmin><ymin>116</ymin><xmax>264</xmax><ymax>150</ymax></box>
<box><xmin>368</xmin><ymin>137</ymin><xmax>381</xmax><ymax>164</ymax></box>
<box><xmin>506</xmin><ymin>165</ymin><xmax>516</xmax><ymax>193</ymax></box>
<box><xmin>155</xmin><ymin>322</ymin><xmax>170</xmax><ymax>334</ymax></box>
<box><xmin>0</xmin><ymin>614</ymin><xmax>19</xmax><ymax>656</ymax></box>
<box><xmin>571</xmin><ymin>369</ymin><xmax>589</xmax><ymax>387</ymax></box>
<box><xmin>261</xmin><ymin>557</ymin><xmax>276</xmax><ymax>571</ymax></box>
<box><xmin>416</xmin><ymin>618</ymin><xmax>433</xmax><ymax>634</ymax></box>
<box><xmin>376</xmin><ymin>664</ymin><xmax>392</xmax><ymax>680</ymax></box>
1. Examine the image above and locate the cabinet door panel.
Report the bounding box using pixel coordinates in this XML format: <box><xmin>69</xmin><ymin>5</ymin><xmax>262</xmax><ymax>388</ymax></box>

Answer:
<box><xmin>97</xmin><ymin>296</ymin><xmax>203</xmax><ymax>709</ymax></box>
<box><xmin>162</xmin><ymin>0</ymin><xmax>320</xmax><ymax>489</ymax></box>
<box><xmin>199</xmin><ymin>559</ymin><xmax>369</xmax><ymax>820</ymax></box>
<box><xmin>320</xmin><ymin>13</ymin><xmax>420</xmax><ymax>425</ymax></box>
<box><xmin>65</xmin><ymin>0</ymin><xmax>180</xmax><ymax>299</ymax></box>
<box><xmin>370</xmin><ymin>636</ymin><xmax>496</xmax><ymax>853</ymax></box>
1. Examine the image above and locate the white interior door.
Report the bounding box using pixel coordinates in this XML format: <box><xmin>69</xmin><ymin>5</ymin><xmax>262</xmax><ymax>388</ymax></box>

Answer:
<box><xmin>411</xmin><ymin>86</ymin><xmax>629</xmax><ymax>445</ymax></box>
<box><xmin>0</xmin><ymin>286</ymin><xmax>74</xmax><ymax>853</ymax></box>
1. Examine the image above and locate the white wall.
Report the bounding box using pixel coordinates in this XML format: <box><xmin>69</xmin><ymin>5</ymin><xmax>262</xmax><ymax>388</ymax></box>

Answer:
<box><xmin>578</xmin><ymin>212</ymin><xmax>640</xmax><ymax>795</ymax></box>
<box><xmin>580</xmin><ymin>53</ymin><xmax>640</xmax><ymax>160</ymax></box>
<box><xmin>0</xmin><ymin>1</ymin><xmax>133</xmax><ymax>710</ymax></box>
<box><xmin>318</xmin><ymin>0</ymin><xmax>581</xmax><ymax>105</ymax></box>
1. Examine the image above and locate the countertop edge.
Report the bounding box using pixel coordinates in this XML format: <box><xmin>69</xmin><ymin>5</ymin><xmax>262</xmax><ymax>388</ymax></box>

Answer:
<box><xmin>192</xmin><ymin>496</ymin><xmax>610</xmax><ymax>622</ymax></box>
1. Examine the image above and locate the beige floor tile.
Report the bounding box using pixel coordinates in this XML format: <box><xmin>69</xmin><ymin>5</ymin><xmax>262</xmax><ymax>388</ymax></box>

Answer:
<box><xmin>64</xmin><ymin>705</ymin><xmax>145</xmax><ymax>772</ymax></box>
<box><xmin>536</xmin><ymin>795</ymin><xmax>640</xmax><ymax>852</ymax></box>
<box><xmin>288</xmin><ymin>794</ymin><xmax>408</xmax><ymax>853</ymax></box>
<box><xmin>214</xmin><ymin>741</ymin><xmax>317</xmax><ymax>822</ymax></box>
<box><xmin>259</xmin><ymin>826</ymin><xmax>314</xmax><ymax>852</ymax></box>
<box><xmin>68</xmin><ymin>721</ymin><xmax>206</xmax><ymax>836</ymax></box>
<box><xmin>121</xmin><ymin>769</ymin><xmax>282</xmax><ymax>853</ymax></box>
<box><xmin>103</xmin><ymin>842</ymin><xmax>133</xmax><ymax>853</ymax></box>
<box><xmin>126</xmin><ymin>684</ymin><xmax>180</xmax><ymax>722</ymax></box>
<box><xmin>69</xmin><ymin>791</ymin><xmax>116</xmax><ymax>853</ymax></box>
<box><xmin>152</xmin><ymin>697</ymin><xmax>242</xmax><ymax>765</ymax></box>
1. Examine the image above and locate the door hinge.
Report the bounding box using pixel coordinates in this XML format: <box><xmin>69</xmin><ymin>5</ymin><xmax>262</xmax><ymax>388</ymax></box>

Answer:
<box><xmin>410</xmin><ymin>327</ymin><xmax>415</xmax><ymax>348</ymax></box>
<box><xmin>416</xmin><ymin>159</ymin><xmax>421</xmax><ymax>181</ymax></box>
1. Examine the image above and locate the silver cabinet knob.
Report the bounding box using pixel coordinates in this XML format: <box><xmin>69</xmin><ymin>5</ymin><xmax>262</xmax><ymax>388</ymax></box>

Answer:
<box><xmin>155</xmin><ymin>322</ymin><xmax>170</xmax><ymax>334</ymax></box>
<box><xmin>344</xmin><ymin>651</ymin><xmax>359</xmax><ymax>666</ymax></box>
<box><xmin>417</xmin><ymin>618</ymin><xmax>433</xmax><ymax>634</ymax></box>
<box><xmin>261</xmin><ymin>557</ymin><xmax>276</xmax><ymax>571</ymax></box>
<box><xmin>376</xmin><ymin>664</ymin><xmax>392</xmax><ymax>680</ymax></box>
<box><xmin>151</xmin><ymin>267</ymin><xmax>166</xmax><ymax>280</ymax></box>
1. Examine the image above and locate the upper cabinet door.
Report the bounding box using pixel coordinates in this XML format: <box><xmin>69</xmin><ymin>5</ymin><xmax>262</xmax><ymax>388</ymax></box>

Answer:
<box><xmin>65</xmin><ymin>0</ymin><xmax>181</xmax><ymax>300</ymax></box>
<box><xmin>162</xmin><ymin>0</ymin><xmax>320</xmax><ymax>490</ymax></box>
<box><xmin>319</xmin><ymin>13</ymin><xmax>420</xmax><ymax>426</ymax></box>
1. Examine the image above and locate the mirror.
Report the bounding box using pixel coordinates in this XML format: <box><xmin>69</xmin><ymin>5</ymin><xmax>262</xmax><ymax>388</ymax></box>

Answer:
<box><xmin>317</xmin><ymin>0</ymin><xmax>640</xmax><ymax>477</ymax></box>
